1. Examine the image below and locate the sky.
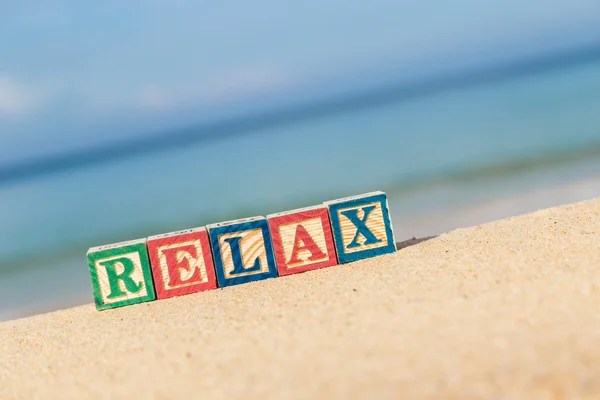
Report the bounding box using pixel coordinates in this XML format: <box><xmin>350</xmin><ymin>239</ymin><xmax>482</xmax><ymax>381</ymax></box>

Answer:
<box><xmin>1</xmin><ymin>0</ymin><xmax>600</xmax><ymax>163</ymax></box>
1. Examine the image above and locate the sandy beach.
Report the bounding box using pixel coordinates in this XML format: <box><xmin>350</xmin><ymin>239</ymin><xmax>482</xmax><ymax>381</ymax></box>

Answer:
<box><xmin>2</xmin><ymin>198</ymin><xmax>600</xmax><ymax>399</ymax></box>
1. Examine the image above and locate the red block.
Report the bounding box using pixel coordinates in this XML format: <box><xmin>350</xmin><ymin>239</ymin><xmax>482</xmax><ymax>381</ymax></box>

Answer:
<box><xmin>267</xmin><ymin>205</ymin><xmax>337</xmax><ymax>276</ymax></box>
<box><xmin>147</xmin><ymin>227</ymin><xmax>217</xmax><ymax>299</ymax></box>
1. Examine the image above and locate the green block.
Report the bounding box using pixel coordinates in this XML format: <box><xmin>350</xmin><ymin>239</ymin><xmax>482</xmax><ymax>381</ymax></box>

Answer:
<box><xmin>87</xmin><ymin>238</ymin><xmax>156</xmax><ymax>310</ymax></box>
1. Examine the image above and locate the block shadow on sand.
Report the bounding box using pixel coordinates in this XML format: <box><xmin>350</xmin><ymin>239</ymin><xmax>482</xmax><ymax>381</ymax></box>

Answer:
<box><xmin>395</xmin><ymin>236</ymin><xmax>438</xmax><ymax>251</ymax></box>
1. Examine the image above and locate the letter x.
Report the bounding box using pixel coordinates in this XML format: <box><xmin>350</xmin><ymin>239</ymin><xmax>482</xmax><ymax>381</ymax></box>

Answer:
<box><xmin>340</xmin><ymin>205</ymin><xmax>382</xmax><ymax>248</ymax></box>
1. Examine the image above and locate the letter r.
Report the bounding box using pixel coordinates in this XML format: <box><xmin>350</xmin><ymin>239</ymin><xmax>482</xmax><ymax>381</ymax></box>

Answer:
<box><xmin>99</xmin><ymin>257</ymin><xmax>143</xmax><ymax>299</ymax></box>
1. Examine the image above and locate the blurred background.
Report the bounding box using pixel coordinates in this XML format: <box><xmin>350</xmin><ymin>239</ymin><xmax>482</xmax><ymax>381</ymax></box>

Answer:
<box><xmin>1</xmin><ymin>1</ymin><xmax>600</xmax><ymax>321</ymax></box>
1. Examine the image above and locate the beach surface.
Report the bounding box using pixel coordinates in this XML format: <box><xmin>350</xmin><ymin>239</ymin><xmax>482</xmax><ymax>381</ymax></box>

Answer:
<box><xmin>2</xmin><ymin>198</ymin><xmax>600</xmax><ymax>399</ymax></box>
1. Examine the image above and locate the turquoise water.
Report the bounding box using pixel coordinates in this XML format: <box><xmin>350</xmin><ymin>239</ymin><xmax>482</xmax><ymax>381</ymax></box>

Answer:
<box><xmin>1</xmin><ymin>56</ymin><xmax>600</xmax><ymax>318</ymax></box>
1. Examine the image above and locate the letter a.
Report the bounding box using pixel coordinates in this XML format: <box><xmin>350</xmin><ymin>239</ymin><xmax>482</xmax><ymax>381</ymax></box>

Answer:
<box><xmin>287</xmin><ymin>224</ymin><xmax>326</xmax><ymax>265</ymax></box>
<box><xmin>224</xmin><ymin>236</ymin><xmax>261</xmax><ymax>275</ymax></box>
<box><xmin>99</xmin><ymin>257</ymin><xmax>143</xmax><ymax>299</ymax></box>
<box><xmin>161</xmin><ymin>244</ymin><xmax>201</xmax><ymax>286</ymax></box>
<box><xmin>340</xmin><ymin>205</ymin><xmax>382</xmax><ymax>248</ymax></box>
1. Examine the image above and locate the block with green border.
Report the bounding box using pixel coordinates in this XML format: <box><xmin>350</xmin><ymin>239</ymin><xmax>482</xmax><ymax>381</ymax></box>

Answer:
<box><xmin>87</xmin><ymin>238</ymin><xmax>156</xmax><ymax>310</ymax></box>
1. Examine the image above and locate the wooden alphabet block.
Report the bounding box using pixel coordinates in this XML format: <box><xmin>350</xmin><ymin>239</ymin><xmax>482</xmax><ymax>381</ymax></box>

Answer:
<box><xmin>207</xmin><ymin>216</ymin><xmax>278</xmax><ymax>287</ymax></box>
<box><xmin>325</xmin><ymin>191</ymin><xmax>396</xmax><ymax>263</ymax></box>
<box><xmin>146</xmin><ymin>227</ymin><xmax>217</xmax><ymax>300</ymax></box>
<box><xmin>87</xmin><ymin>239</ymin><xmax>156</xmax><ymax>310</ymax></box>
<box><xmin>267</xmin><ymin>205</ymin><xmax>337</xmax><ymax>276</ymax></box>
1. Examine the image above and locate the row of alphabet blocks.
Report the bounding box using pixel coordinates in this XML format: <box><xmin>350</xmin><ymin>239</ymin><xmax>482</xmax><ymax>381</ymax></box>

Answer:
<box><xmin>87</xmin><ymin>191</ymin><xmax>396</xmax><ymax>310</ymax></box>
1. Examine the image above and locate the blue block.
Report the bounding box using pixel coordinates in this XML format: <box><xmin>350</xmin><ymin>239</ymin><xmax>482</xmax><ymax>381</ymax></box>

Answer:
<box><xmin>325</xmin><ymin>191</ymin><xmax>396</xmax><ymax>263</ymax></box>
<box><xmin>207</xmin><ymin>216</ymin><xmax>278</xmax><ymax>287</ymax></box>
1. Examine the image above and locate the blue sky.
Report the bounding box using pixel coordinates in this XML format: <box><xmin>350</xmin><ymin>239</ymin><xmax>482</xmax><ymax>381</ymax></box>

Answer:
<box><xmin>1</xmin><ymin>0</ymin><xmax>600</xmax><ymax>163</ymax></box>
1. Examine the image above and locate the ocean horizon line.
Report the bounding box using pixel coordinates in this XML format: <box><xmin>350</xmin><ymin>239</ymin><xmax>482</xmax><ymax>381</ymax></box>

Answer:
<box><xmin>2</xmin><ymin>41</ymin><xmax>600</xmax><ymax>187</ymax></box>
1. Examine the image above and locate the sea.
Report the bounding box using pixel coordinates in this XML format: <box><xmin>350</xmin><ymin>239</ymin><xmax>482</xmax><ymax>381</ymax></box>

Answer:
<box><xmin>1</xmin><ymin>53</ymin><xmax>600</xmax><ymax>321</ymax></box>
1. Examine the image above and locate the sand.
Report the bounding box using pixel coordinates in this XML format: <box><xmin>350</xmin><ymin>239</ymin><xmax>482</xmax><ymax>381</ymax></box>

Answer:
<box><xmin>1</xmin><ymin>199</ymin><xmax>600</xmax><ymax>399</ymax></box>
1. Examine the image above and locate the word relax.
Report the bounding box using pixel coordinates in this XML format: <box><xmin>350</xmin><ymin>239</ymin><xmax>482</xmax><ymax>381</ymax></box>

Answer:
<box><xmin>87</xmin><ymin>191</ymin><xmax>396</xmax><ymax>310</ymax></box>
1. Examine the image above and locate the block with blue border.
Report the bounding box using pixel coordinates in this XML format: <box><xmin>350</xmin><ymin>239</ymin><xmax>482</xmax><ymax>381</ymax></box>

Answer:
<box><xmin>324</xmin><ymin>191</ymin><xmax>396</xmax><ymax>263</ymax></box>
<box><xmin>207</xmin><ymin>216</ymin><xmax>278</xmax><ymax>287</ymax></box>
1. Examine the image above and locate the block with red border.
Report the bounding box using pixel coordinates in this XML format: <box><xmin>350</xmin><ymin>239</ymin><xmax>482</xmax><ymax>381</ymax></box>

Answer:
<box><xmin>267</xmin><ymin>205</ymin><xmax>337</xmax><ymax>276</ymax></box>
<box><xmin>146</xmin><ymin>227</ymin><xmax>217</xmax><ymax>299</ymax></box>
